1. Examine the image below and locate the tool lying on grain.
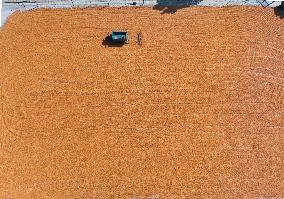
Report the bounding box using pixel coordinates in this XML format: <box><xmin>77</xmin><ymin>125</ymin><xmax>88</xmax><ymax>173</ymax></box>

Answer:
<box><xmin>103</xmin><ymin>30</ymin><xmax>143</xmax><ymax>47</ymax></box>
<box><xmin>109</xmin><ymin>30</ymin><xmax>129</xmax><ymax>43</ymax></box>
<box><xmin>103</xmin><ymin>30</ymin><xmax>129</xmax><ymax>47</ymax></box>
<box><xmin>136</xmin><ymin>32</ymin><xmax>142</xmax><ymax>46</ymax></box>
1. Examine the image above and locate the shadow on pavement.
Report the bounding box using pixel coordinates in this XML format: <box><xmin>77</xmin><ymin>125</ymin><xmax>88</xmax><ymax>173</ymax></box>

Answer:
<box><xmin>274</xmin><ymin>6</ymin><xmax>284</xmax><ymax>19</ymax></box>
<box><xmin>153</xmin><ymin>0</ymin><xmax>203</xmax><ymax>14</ymax></box>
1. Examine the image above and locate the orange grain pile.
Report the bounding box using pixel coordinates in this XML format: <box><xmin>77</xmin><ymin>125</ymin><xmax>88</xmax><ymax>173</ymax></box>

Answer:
<box><xmin>0</xmin><ymin>6</ymin><xmax>283</xmax><ymax>199</ymax></box>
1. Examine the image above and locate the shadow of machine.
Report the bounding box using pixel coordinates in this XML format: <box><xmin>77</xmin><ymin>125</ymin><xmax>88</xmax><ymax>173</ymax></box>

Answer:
<box><xmin>153</xmin><ymin>0</ymin><xmax>203</xmax><ymax>14</ymax></box>
<box><xmin>102</xmin><ymin>35</ymin><xmax>125</xmax><ymax>48</ymax></box>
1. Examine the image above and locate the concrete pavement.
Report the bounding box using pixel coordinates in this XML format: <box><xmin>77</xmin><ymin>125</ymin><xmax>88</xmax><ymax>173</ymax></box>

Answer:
<box><xmin>1</xmin><ymin>0</ymin><xmax>282</xmax><ymax>27</ymax></box>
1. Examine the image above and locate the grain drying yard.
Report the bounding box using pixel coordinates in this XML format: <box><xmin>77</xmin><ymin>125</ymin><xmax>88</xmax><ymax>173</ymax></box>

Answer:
<box><xmin>0</xmin><ymin>2</ymin><xmax>284</xmax><ymax>199</ymax></box>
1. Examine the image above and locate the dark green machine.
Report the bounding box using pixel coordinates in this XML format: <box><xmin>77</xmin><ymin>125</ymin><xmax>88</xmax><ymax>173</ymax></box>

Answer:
<box><xmin>110</xmin><ymin>30</ymin><xmax>128</xmax><ymax>43</ymax></box>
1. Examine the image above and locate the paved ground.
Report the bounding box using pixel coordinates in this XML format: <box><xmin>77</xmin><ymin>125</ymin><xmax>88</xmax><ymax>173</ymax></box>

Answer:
<box><xmin>1</xmin><ymin>0</ymin><xmax>282</xmax><ymax>26</ymax></box>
